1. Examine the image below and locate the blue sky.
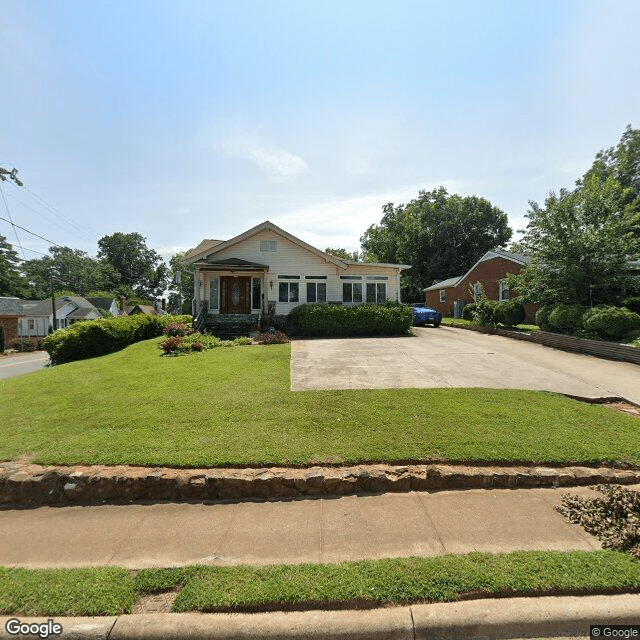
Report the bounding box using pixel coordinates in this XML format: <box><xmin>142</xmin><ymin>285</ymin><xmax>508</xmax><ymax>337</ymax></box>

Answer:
<box><xmin>1</xmin><ymin>0</ymin><xmax>639</xmax><ymax>263</ymax></box>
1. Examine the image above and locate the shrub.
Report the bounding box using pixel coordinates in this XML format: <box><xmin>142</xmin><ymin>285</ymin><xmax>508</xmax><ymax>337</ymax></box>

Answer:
<box><xmin>257</xmin><ymin>331</ymin><xmax>290</xmax><ymax>345</ymax></box>
<box><xmin>163</xmin><ymin>322</ymin><xmax>189</xmax><ymax>337</ymax></box>
<box><xmin>44</xmin><ymin>313</ymin><xmax>193</xmax><ymax>365</ymax></box>
<box><xmin>548</xmin><ymin>304</ymin><xmax>585</xmax><ymax>335</ymax></box>
<box><xmin>191</xmin><ymin>341</ymin><xmax>204</xmax><ymax>352</ymax></box>
<box><xmin>623</xmin><ymin>297</ymin><xmax>640</xmax><ymax>314</ymax></box>
<box><xmin>535</xmin><ymin>306</ymin><xmax>553</xmax><ymax>331</ymax></box>
<box><xmin>182</xmin><ymin>333</ymin><xmax>222</xmax><ymax>350</ymax></box>
<box><xmin>461</xmin><ymin>303</ymin><xmax>477</xmax><ymax>321</ymax></box>
<box><xmin>622</xmin><ymin>329</ymin><xmax>640</xmax><ymax>343</ymax></box>
<box><xmin>583</xmin><ymin>306</ymin><xmax>640</xmax><ymax>340</ymax></box>
<box><xmin>497</xmin><ymin>300</ymin><xmax>526</xmax><ymax>327</ymax></box>
<box><xmin>289</xmin><ymin>303</ymin><xmax>413</xmax><ymax>337</ymax></box>
<box><xmin>160</xmin><ymin>336</ymin><xmax>184</xmax><ymax>353</ymax></box>
<box><xmin>473</xmin><ymin>300</ymin><xmax>501</xmax><ymax>326</ymax></box>
<box><xmin>234</xmin><ymin>336</ymin><xmax>253</xmax><ymax>345</ymax></box>
<box><xmin>557</xmin><ymin>485</ymin><xmax>640</xmax><ymax>559</ymax></box>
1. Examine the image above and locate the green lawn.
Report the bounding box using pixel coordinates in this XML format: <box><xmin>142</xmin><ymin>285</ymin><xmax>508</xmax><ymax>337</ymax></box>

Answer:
<box><xmin>1</xmin><ymin>338</ymin><xmax>639</xmax><ymax>467</ymax></box>
<box><xmin>1</xmin><ymin>551</ymin><xmax>639</xmax><ymax>615</ymax></box>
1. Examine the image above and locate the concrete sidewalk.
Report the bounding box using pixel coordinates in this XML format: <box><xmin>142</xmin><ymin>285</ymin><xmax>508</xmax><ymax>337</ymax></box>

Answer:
<box><xmin>0</xmin><ymin>486</ymin><xmax>606</xmax><ymax>569</ymax></box>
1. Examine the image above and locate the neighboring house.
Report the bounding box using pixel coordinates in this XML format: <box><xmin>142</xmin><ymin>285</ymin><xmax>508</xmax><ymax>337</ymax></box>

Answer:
<box><xmin>0</xmin><ymin>296</ymin><xmax>102</xmax><ymax>344</ymax></box>
<box><xmin>423</xmin><ymin>248</ymin><xmax>538</xmax><ymax>321</ymax></box>
<box><xmin>0</xmin><ymin>297</ymin><xmax>22</xmax><ymax>345</ymax></box>
<box><xmin>183</xmin><ymin>221</ymin><xmax>410</xmax><ymax>331</ymax></box>
<box><xmin>86</xmin><ymin>297</ymin><xmax>120</xmax><ymax>317</ymax></box>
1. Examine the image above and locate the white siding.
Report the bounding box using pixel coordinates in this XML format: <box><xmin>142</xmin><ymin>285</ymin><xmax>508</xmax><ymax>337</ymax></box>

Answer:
<box><xmin>200</xmin><ymin>229</ymin><xmax>402</xmax><ymax>314</ymax></box>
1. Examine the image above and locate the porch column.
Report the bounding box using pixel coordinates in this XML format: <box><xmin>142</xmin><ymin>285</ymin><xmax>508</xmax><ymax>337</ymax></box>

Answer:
<box><xmin>193</xmin><ymin>268</ymin><xmax>199</xmax><ymax>316</ymax></box>
<box><xmin>397</xmin><ymin>273</ymin><xmax>401</xmax><ymax>303</ymax></box>
<box><xmin>263</xmin><ymin>268</ymin><xmax>268</xmax><ymax>314</ymax></box>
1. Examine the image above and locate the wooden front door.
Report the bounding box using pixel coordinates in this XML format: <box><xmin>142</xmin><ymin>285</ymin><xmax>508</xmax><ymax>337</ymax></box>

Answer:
<box><xmin>220</xmin><ymin>276</ymin><xmax>251</xmax><ymax>314</ymax></box>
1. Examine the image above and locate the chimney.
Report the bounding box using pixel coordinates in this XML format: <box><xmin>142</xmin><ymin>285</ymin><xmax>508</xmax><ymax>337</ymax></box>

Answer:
<box><xmin>120</xmin><ymin>296</ymin><xmax>126</xmax><ymax>314</ymax></box>
<box><xmin>161</xmin><ymin>298</ymin><xmax>166</xmax><ymax>311</ymax></box>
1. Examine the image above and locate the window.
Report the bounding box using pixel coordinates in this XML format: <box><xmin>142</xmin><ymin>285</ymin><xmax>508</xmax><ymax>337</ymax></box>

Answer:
<box><xmin>260</xmin><ymin>240</ymin><xmax>277</xmax><ymax>252</ymax></box>
<box><xmin>343</xmin><ymin>282</ymin><xmax>362</xmax><ymax>303</ymax></box>
<box><xmin>279</xmin><ymin>282</ymin><xmax>299</xmax><ymax>303</ymax></box>
<box><xmin>209</xmin><ymin>275</ymin><xmax>219</xmax><ymax>309</ymax></box>
<box><xmin>499</xmin><ymin>281</ymin><xmax>509</xmax><ymax>301</ymax></box>
<box><xmin>306</xmin><ymin>282</ymin><xmax>326</xmax><ymax>303</ymax></box>
<box><xmin>439</xmin><ymin>289</ymin><xmax>446</xmax><ymax>303</ymax></box>
<box><xmin>28</xmin><ymin>319</ymin><xmax>35</xmax><ymax>330</ymax></box>
<box><xmin>472</xmin><ymin>282</ymin><xmax>483</xmax><ymax>302</ymax></box>
<box><xmin>366</xmin><ymin>282</ymin><xmax>386</xmax><ymax>303</ymax></box>
<box><xmin>252</xmin><ymin>277</ymin><xmax>261</xmax><ymax>309</ymax></box>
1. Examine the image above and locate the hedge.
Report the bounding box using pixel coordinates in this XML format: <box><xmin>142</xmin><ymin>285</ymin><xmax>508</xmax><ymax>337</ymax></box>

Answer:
<box><xmin>288</xmin><ymin>303</ymin><xmax>413</xmax><ymax>337</ymax></box>
<box><xmin>548</xmin><ymin>304</ymin><xmax>586</xmax><ymax>335</ymax></box>
<box><xmin>583</xmin><ymin>307</ymin><xmax>640</xmax><ymax>340</ymax></box>
<box><xmin>43</xmin><ymin>314</ymin><xmax>193</xmax><ymax>365</ymax></box>
<box><xmin>468</xmin><ymin>299</ymin><xmax>526</xmax><ymax>328</ymax></box>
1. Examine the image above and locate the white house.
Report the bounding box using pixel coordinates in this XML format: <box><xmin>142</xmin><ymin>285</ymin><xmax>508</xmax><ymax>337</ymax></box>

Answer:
<box><xmin>183</xmin><ymin>221</ymin><xmax>410</xmax><ymax>324</ymax></box>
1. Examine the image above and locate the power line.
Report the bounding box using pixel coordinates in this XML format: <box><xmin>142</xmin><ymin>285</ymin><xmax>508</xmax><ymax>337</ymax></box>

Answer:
<box><xmin>0</xmin><ymin>214</ymin><xmax>64</xmax><ymax>248</ymax></box>
<box><xmin>23</xmin><ymin>185</ymin><xmax>98</xmax><ymax>237</ymax></box>
<box><xmin>0</xmin><ymin>182</ymin><xmax>26</xmax><ymax>260</ymax></box>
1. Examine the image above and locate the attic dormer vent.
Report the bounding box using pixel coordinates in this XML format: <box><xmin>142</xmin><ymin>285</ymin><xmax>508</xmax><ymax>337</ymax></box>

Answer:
<box><xmin>260</xmin><ymin>240</ymin><xmax>277</xmax><ymax>252</ymax></box>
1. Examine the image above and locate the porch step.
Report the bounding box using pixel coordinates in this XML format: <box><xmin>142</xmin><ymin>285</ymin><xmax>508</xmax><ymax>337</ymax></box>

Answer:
<box><xmin>204</xmin><ymin>314</ymin><xmax>261</xmax><ymax>339</ymax></box>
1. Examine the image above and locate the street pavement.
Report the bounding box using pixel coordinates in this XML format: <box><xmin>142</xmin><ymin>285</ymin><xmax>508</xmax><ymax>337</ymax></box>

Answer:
<box><xmin>291</xmin><ymin>325</ymin><xmax>640</xmax><ymax>404</ymax></box>
<box><xmin>0</xmin><ymin>351</ymin><xmax>49</xmax><ymax>379</ymax></box>
<box><xmin>0</xmin><ymin>486</ymin><xmax>606</xmax><ymax>569</ymax></box>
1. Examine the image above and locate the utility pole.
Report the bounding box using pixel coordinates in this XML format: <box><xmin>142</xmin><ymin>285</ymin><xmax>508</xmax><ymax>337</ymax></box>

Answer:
<box><xmin>50</xmin><ymin>272</ymin><xmax>57</xmax><ymax>332</ymax></box>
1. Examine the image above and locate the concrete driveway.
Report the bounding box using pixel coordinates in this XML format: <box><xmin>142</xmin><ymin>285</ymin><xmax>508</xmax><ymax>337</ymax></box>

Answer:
<box><xmin>290</xmin><ymin>325</ymin><xmax>640</xmax><ymax>404</ymax></box>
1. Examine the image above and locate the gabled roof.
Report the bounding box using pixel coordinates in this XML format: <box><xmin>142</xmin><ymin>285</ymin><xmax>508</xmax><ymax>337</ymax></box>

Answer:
<box><xmin>19</xmin><ymin>300</ymin><xmax>53</xmax><ymax>316</ymax></box>
<box><xmin>0</xmin><ymin>297</ymin><xmax>22</xmax><ymax>315</ymax></box>
<box><xmin>183</xmin><ymin>239</ymin><xmax>225</xmax><ymax>261</ymax></box>
<box><xmin>423</xmin><ymin>249</ymin><xmax>530</xmax><ymax>292</ymax></box>
<box><xmin>86</xmin><ymin>297</ymin><xmax>117</xmax><ymax>312</ymax></box>
<box><xmin>184</xmin><ymin>220</ymin><xmax>386</xmax><ymax>270</ymax></box>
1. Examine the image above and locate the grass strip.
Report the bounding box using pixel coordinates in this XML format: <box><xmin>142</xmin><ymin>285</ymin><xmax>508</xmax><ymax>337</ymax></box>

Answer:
<box><xmin>164</xmin><ymin>551</ymin><xmax>640</xmax><ymax>612</ymax></box>
<box><xmin>0</xmin><ymin>567</ymin><xmax>135</xmax><ymax>616</ymax></box>
<box><xmin>1</xmin><ymin>340</ymin><xmax>639</xmax><ymax>467</ymax></box>
<box><xmin>3</xmin><ymin>551</ymin><xmax>638</xmax><ymax>616</ymax></box>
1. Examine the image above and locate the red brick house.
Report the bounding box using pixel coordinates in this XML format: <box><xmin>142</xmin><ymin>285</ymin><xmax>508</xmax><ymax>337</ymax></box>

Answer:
<box><xmin>423</xmin><ymin>249</ymin><xmax>538</xmax><ymax>322</ymax></box>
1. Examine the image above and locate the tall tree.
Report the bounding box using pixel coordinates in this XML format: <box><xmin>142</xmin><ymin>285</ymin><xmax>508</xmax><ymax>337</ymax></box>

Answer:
<box><xmin>360</xmin><ymin>187</ymin><xmax>512</xmax><ymax>300</ymax></box>
<box><xmin>97</xmin><ymin>232</ymin><xmax>168</xmax><ymax>299</ymax></box>
<box><xmin>168</xmin><ymin>251</ymin><xmax>194</xmax><ymax>314</ymax></box>
<box><xmin>510</xmin><ymin>126</ymin><xmax>640</xmax><ymax>306</ymax></box>
<box><xmin>22</xmin><ymin>246</ymin><xmax>120</xmax><ymax>299</ymax></box>
<box><xmin>325</xmin><ymin>247</ymin><xmax>360</xmax><ymax>261</ymax></box>
<box><xmin>0</xmin><ymin>235</ymin><xmax>28</xmax><ymax>297</ymax></box>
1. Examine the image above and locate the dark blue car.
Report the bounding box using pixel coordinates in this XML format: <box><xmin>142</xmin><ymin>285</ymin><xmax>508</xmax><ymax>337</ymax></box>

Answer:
<box><xmin>410</xmin><ymin>303</ymin><xmax>442</xmax><ymax>327</ymax></box>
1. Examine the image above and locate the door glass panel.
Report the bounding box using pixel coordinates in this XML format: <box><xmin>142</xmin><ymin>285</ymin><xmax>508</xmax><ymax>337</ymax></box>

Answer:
<box><xmin>210</xmin><ymin>275</ymin><xmax>219</xmax><ymax>309</ymax></box>
<box><xmin>232</xmin><ymin>282</ymin><xmax>240</xmax><ymax>305</ymax></box>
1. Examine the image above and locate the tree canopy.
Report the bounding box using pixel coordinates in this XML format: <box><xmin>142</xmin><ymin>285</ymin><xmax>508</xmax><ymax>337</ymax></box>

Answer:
<box><xmin>22</xmin><ymin>246</ymin><xmax>120</xmax><ymax>299</ymax></box>
<box><xmin>168</xmin><ymin>251</ymin><xmax>194</xmax><ymax>314</ymax></box>
<box><xmin>509</xmin><ymin>126</ymin><xmax>640</xmax><ymax>306</ymax></box>
<box><xmin>97</xmin><ymin>232</ymin><xmax>168</xmax><ymax>299</ymax></box>
<box><xmin>360</xmin><ymin>187</ymin><xmax>512</xmax><ymax>301</ymax></box>
<box><xmin>325</xmin><ymin>247</ymin><xmax>360</xmax><ymax>261</ymax></box>
<box><xmin>0</xmin><ymin>234</ymin><xmax>29</xmax><ymax>297</ymax></box>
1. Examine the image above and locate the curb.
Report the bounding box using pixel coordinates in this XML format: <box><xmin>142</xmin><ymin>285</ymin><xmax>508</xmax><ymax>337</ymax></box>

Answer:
<box><xmin>2</xmin><ymin>461</ymin><xmax>640</xmax><ymax>507</ymax></box>
<box><xmin>2</xmin><ymin>594</ymin><xmax>639</xmax><ymax>639</ymax></box>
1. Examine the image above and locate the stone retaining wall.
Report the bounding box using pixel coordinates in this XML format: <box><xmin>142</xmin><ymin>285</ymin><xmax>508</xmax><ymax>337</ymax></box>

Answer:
<box><xmin>450</xmin><ymin>324</ymin><xmax>640</xmax><ymax>365</ymax></box>
<box><xmin>2</xmin><ymin>461</ymin><xmax>639</xmax><ymax>507</ymax></box>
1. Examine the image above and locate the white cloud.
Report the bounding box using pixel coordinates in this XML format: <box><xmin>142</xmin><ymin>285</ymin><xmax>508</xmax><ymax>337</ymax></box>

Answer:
<box><xmin>209</xmin><ymin>120</ymin><xmax>309</xmax><ymax>181</ymax></box>
<box><xmin>274</xmin><ymin>181</ymin><xmax>462</xmax><ymax>252</ymax></box>
<box><xmin>249</xmin><ymin>148</ymin><xmax>309</xmax><ymax>180</ymax></box>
